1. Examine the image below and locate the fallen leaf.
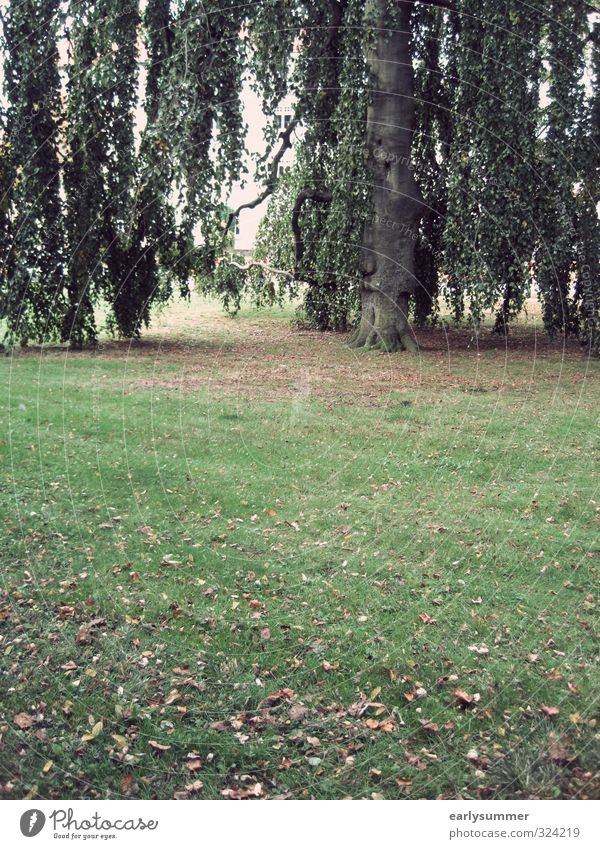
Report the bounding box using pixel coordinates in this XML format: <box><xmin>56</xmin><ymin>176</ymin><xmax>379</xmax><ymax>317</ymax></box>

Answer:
<box><xmin>454</xmin><ymin>689</ymin><xmax>474</xmax><ymax>709</ymax></box>
<box><xmin>221</xmin><ymin>783</ymin><xmax>263</xmax><ymax>799</ymax></box>
<box><xmin>149</xmin><ymin>740</ymin><xmax>171</xmax><ymax>752</ymax></box>
<box><xmin>81</xmin><ymin>720</ymin><xmax>103</xmax><ymax>742</ymax></box>
<box><xmin>468</xmin><ymin>644</ymin><xmax>489</xmax><ymax>655</ymax></box>
<box><xmin>14</xmin><ymin>713</ymin><xmax>34</xmax><ymax>730</ymax></box>
<box><xmin>161</xmin><ymin>555</ymin><xmax>181</xmax><ymax>567</ymax></box>
<box><xmin>540</xmin><ymin>704</ymin><xmax>560</xmax><ymax>718</ymax></box>
<box><xmin>165</xmin><ymin>689</ymin><xmax>181</xmax><ymax>705</ymax></box>
<box><xmin>546</xmin><ymin>734</ymin><xmax>577</xmax><ymax>766</ymax></box>
<box><xmin>262</xmin><ymin>688</ymin><xmax>294</xmax><ymax>706</ymax></box>
<box><xmin>120</xmin><ymin>774</ymin><xmax>135</xmax><ymax>795</ymax></box>
<box><xmin>418</xmin><ymin>612</ymin><xmax>437</xmax><ymax>624</ymax></box>
<box><xmin>289</xmin><ymin>704</ymin><xmax>307</xmax><ymax>722</ymax></box>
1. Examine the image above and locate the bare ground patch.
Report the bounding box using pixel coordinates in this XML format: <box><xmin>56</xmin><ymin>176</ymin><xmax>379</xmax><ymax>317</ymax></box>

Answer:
<box><xmin>7</xmin><ymin>296</ymin><xmax>595</xmax><ymax>406</ymax></box>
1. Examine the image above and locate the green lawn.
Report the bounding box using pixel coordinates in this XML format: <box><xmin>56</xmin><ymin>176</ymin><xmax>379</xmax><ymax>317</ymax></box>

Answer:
<box><xmin>1</xmin><ymin>299</ymin><xmax>599</xmax><ymax>800</ymax></box>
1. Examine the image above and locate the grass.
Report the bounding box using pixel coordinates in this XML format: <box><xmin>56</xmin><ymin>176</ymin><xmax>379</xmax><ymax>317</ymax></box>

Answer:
<box><xmin>1</xmin><ymin>296</ymin><xmax>599</xmax><ymax>800</ymax></box>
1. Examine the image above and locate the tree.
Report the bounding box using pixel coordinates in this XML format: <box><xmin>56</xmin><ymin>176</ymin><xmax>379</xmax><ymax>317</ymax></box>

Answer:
<box><xmin>348</xmin><ymin>0</ymin><xmax>422</xmax><ymax>351</ymax></box>
<box><xmin>1</xmin><ymin>0</ymin><xmax>66</xmax><ymax>346</ymax></box>
<box><xmin>0</xmin><ymin>1</ymin><xmax>597</xmax><ymax>354</ymax></box>
<box><xmin>237</xmin><ymin>0</ymin><xmax>599</xmax><ymax>351</ymax></box>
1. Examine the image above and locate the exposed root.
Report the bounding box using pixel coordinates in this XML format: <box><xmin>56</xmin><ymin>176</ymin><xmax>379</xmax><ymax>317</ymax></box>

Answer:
<box><xmin>346</xmin><ymin>327</ymin><xmax>362</xmax><ymax>346</ymax></box>
<box><xmin>399</xmin><ymin>332</ymin><xmax>419</xmax><ymax>353</ymax></box>
<box><xmin>347</xmin><ymin>327</ymin><xmax>418</xmax><ymax>353</ymax></box>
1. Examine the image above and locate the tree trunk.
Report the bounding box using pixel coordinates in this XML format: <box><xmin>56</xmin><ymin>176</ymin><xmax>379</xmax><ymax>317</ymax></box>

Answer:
<box><xmin>349</xmin><ymin>0</ymin><xmax>423</xmax><ymax>352</ymax></box>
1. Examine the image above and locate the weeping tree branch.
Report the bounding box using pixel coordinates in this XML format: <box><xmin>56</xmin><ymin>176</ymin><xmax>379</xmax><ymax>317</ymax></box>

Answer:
<box><xmin>291</xmin><ymin>188</ymin><xmax>332</xmax><ymax>271</ymax></box>
<box><xmin>221</xmin><ymin>116</ymin><xmax>298</xmax><ymax>241</ymax></box>
<box><xmin>218</xmin><ymin>257</ymin><xmax>296</xmax><ymax>281</ymax></box>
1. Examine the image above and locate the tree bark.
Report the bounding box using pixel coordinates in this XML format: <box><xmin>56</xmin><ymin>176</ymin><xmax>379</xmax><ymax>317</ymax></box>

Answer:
<box><xmin>350</xmin><ymin>0</ymin><xmax>423</xmax><ymax>352</ymax></box>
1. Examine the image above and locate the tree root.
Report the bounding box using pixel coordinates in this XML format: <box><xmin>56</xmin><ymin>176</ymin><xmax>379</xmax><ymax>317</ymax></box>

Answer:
<box><xmin>347</xmin><ymin>328</ymin><xmax>418</xmax><ymax>353</ymax></box>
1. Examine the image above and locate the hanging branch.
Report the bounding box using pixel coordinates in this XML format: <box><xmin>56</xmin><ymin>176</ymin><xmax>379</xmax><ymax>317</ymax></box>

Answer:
<box><xmin>219</xmin><ymin>256</ymin><xmax>296</xmax><ymax>281</ymax></box>
<box><xmin>221</xmin><ymin>117</ymin><xmax>298</xmax><ymax>241</ymax></box>
<box><xmin>291</xmin><ymin>188</ymin><xmax>333</xmax><ymax>271</ymax></box>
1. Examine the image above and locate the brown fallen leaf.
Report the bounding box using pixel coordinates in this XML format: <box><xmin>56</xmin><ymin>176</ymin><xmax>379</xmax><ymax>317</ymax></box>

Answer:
<box><xmin>260</xmin><ymin>627</ymin><xmax>271</xmax><ymax>641</ymax></box>
<box><xmin>540</xmin><ymin>704</ymin><xmax>560</xmax><ymax>718</ymax></box>
<box><xmin>76</xmin><ymin>617</ymin><xmax>106</xmax><ymax>645</ymax></box>
<box><xmin>262</xmin><ymin>688</ymin><xmax>294</xmax><ymax>706</ymax></box>
<box><xmin>120</xmin><ymin>774</ymin><xmax>136</xmax><ymax>795</ymax></box>
<box><xmin>164</xmin><ymin>689</ymin><xmax>182</xmax><ymax>705</ymax></box>
<box><xmin>546</xmin><ymin>734</ymin><xmax>577</xmax><ymax>766</ymax></box>
<box><xmin>149</xmin><ymin>740</ymin><xmax>171</xmax><ymax>752</ymax></box>
<box><xmin>418</xmin><ymin>612</ymin><xmax>437</xmax><ymax>625</ymax></box>
<box><xmin>419</xmin><ymin>719</ymin><xmax>440</xmax><ymax>733</ymax></box>
<box><xmin>184</xmin><ymin>780</ymin><xmax>204</xmax><ymax>793</ymax></box>
<box><xmin>161</xmin><ymin>555</ymin><xmax>181</xmax><ymax>567</ymax></box>
<box><xmin>185</xmin><ymin>759</ymin><xmax>202</xmax><ymax>772</ymax></box>
<box><xmin>14</xmin><ymin>713</ymin><xmax>34</xmax><ymax>729</ymax></box>
<box><xmin>454</xmin><ymin>689</ymin><xmax>474</xmax><ymax>709</ymax></box>
<box><xmin>178</xmin><ymin>677</ymin><xmax>205</xmax><ymax>692</ymax></box>
<box><xmin>221</xmin><ymin>783</ymin><xmax>264</xmax><ymax>799</ymax></box>
<box><xmin>289</xmin><ymin>704</ymin><xmax>307</xmax><ymax>722</ymax></box>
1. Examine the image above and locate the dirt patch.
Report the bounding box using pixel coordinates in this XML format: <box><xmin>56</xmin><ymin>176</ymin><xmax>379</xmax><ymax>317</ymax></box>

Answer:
<box><xmin>8</xmin><ymin>296</ymin><xmax>594</xmax><ymax>406</ymax></box>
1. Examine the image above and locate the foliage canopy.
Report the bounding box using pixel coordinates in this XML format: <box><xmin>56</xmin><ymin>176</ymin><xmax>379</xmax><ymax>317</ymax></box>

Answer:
<box><xmin>0</xmin><ymin>1</ymin><xmax>598</xmax><ymax>351</ymax></box>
